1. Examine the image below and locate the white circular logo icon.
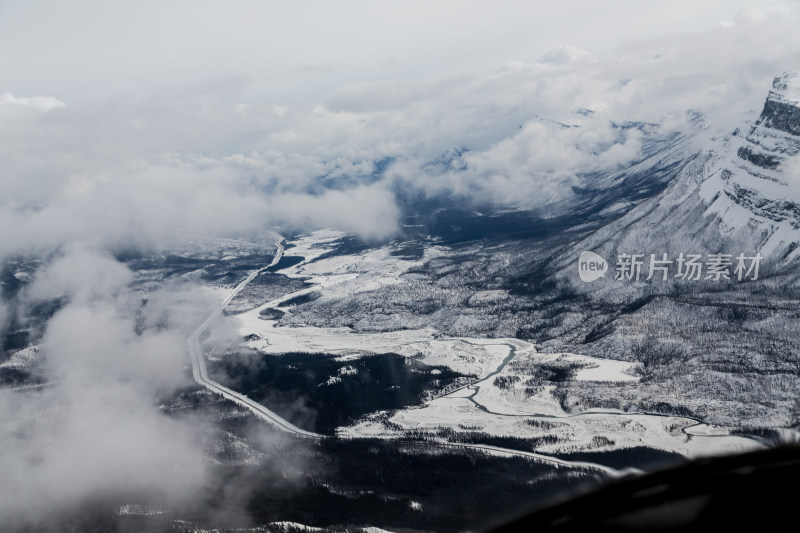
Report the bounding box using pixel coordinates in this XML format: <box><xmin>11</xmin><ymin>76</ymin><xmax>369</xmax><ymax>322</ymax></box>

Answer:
<box><xmin>578</xmin><ymin>251</ymin><xmax>608</xmax><ymax>282</ymax></box>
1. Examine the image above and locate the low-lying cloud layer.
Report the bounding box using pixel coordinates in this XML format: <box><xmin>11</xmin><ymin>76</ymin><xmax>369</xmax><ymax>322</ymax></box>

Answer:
<box><xmin>0</xmin><ymin>248</ymin><xmax>208</xmax><ymax>524</ymax></box>
<box><xmin>2</xmin><ymin>5</ymin><xmax>799</xmax><ymax>254</ymax></box>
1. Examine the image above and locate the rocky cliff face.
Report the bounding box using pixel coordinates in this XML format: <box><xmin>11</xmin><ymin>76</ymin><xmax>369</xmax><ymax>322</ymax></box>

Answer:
<box><xmin>555</xmin><ymin>72</ymin><xmax>800</xmax><ymax>282</ymax></box>
<box><xmin>758</xmin><ymin>73</ymin><xmax>800</xmax><ymax>137</ymax></box>
<box><xmin>698</xmin><ymin>72</ymin><xmax>800</xmax><ymax>256</ymax></box>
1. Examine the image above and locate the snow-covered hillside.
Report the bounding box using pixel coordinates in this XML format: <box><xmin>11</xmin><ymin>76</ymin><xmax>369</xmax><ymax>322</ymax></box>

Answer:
<box><xmin>555</xmin><ymin>73</ymin><xmax>800</xmax><ymax>280</ymax></box>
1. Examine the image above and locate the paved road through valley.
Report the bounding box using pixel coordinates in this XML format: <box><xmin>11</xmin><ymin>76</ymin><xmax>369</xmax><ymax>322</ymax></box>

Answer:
<box><xmin>185</xmin><ymin>240</ymin><xmax>322</xmax><ymax>438</ymax></box>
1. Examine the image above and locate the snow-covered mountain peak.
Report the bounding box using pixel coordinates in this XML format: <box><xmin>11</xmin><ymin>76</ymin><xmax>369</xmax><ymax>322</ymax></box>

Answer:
<box><xmin>764</xmin><ymin>71</ymin><xmax>800</xmax><ymax>109</ymax></box>
<box><xmin>556</xmin><ymin>74</ymin><xmax>800</xmax><ymax>276</ymax></box>
<box><xmin>692</xmin><ymin>73</ymin><xmax>800</xmax><ymax>254</ymax></box>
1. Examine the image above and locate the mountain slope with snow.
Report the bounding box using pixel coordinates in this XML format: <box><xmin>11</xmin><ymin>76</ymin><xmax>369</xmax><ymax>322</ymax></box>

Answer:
<box><xmin>554</xmin><ymin>73</ymin><xmax>800</xmax><ymax>279</ymax></box>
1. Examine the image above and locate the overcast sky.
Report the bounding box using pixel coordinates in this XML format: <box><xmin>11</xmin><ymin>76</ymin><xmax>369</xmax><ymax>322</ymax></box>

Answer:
<box><xmin>1</xmin><ymin>0</ymin><xmax>797</xmax><ymax>103</ymax></box>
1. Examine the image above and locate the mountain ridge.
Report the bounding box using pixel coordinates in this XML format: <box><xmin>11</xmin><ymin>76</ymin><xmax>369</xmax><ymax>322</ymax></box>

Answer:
<box><xmin>552</xmin><ymin>72</ymin><xmax>800</xmax><ymax>285</ymax></box>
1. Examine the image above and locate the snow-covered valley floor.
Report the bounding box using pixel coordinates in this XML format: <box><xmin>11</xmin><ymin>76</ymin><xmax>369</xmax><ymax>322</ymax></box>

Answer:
<box><xmin>216</xmin><ymin>231</ymin><xmax>759</xmax><ymax>462</ymax></box>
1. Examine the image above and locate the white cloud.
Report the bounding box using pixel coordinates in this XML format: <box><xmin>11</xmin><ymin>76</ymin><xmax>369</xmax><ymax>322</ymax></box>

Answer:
<box><xmin>27</xmin><ymin>247</ymin><xmax>134</xmax><ymax>303</ymax></box>
<box><xmin>0</xmin><ymin>248</ymin><xmax>208</xmax><ymax>523</ymax></box>
<box><xmin>267</xmin><ymin>184</ymin><xmax>401</xmax><ymax>241</ymax></box>
<box><xmin>0</xmin><ymin>383</ymin><xmax>206</xmax><ymax>522</ymax></box>
<box><xmin>0</xmin><ymin>92</ymin><xmax>65</xmax><ymax>111</ymax></box>
<box><xmin>538</xmin><ymin>46</ymin><xmax>597</xmax><ymax>66</ymax></box>
<box><xmin>781</xmin><ymin>155</ymin><xmax>800</xmax><ymax>201</ymax></box>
